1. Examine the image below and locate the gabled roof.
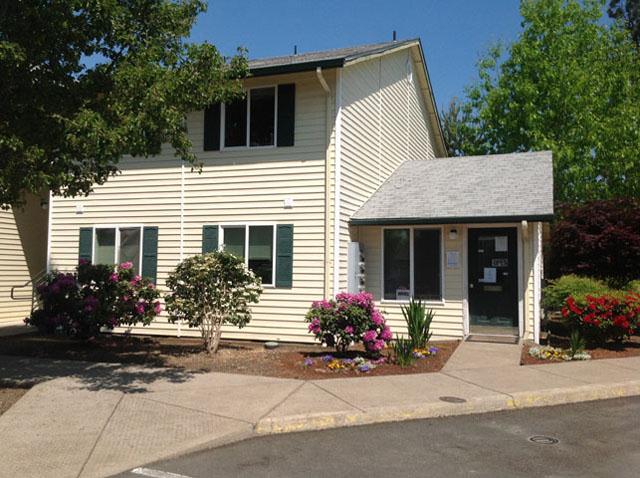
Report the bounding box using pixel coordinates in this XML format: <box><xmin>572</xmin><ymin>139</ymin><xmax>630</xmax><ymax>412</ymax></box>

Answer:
<box><xmin>350</xmin><ymin>151</ymin><xmax>554</xmax><ymax>225</ymax></box>
<box><xmin>248</xmin><ymin>39</ymin><xmax>418</xmax><ymax>77</ymax></box>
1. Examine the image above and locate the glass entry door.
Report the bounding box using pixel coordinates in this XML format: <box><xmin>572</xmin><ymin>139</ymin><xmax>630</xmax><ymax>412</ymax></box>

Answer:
<box><xmin>468</xmin><ymin>227</ymin><xmax>519</xmax><ymax>335</ymax></box>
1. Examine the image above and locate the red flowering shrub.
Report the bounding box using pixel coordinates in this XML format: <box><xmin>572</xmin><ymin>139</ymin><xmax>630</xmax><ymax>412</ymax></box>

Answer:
<box><xmin>26</xmin><ymin>260</ymin><xmax>161</xmax><ymax>339</ymax></box>
<box><xmin>548</xmin><ymin>199</ymin><xmax>640</xmax><ymax>287</ymax></box>
<box><xmin>561</xmin><ymin>293</ymin><xmax>640</xmax><ymax>344</ymax></box>
<box><xmin>305</xmin><ymin>292</ymin><xmax>392</xmax><ymax>354</ymax></box>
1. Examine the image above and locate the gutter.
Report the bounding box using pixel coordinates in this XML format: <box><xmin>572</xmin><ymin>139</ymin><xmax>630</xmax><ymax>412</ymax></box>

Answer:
<box><xmin>350</xmin><ymin>214</ymin><xmax>555</xmax><ymax>226</ymax></box>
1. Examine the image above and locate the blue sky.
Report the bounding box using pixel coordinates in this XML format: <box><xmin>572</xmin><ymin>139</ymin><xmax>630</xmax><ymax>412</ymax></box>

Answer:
<box><xmin>190</xmin><ymin>0</ymin><xmax>524</xmax><ymax>111</ymax></box>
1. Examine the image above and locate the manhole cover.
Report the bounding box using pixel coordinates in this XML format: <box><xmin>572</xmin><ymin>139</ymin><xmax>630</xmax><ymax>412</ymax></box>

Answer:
<box><xmin>439</xmin><ymin>396</ymin><xmax>467</xmax><ymax>404</ymax></box>
<box><xmin>528</xmin><ymin>435</ymin><xmax>559</xmax><ymax>445</ymax></box>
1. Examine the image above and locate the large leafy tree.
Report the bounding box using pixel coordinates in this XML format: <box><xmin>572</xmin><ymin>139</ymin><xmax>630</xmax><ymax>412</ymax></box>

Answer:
<box><xmin>441</xmin><ymin>0</ymin><xmax>640</xmax><ymax>203</ymax></box>
<box><xmin>609</xmin><ymin>0</ymin><xmax>640</xmax><ymax>45</ymax></box>
<box><xmin>0</xmin><ymin>0</ymin><xmax>247</xmax><ymax>207</ymax></box>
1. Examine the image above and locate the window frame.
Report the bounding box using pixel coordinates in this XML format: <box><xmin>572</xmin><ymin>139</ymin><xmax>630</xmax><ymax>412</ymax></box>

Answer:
<box><xmin>219</xmin><ymin>223</ymin><xmax>277</xmax><ymax>287</ymax></box>
<box><xmin>220</xmin><ymin>85</ymin><xmax>278</xmax><ymax>150</ymax></box>
<box><xmin>380</xmin><ymin>225</ymin><xmax>445</xmax><ymax>305</ymax></box>
<box><xmin>90</xmin><ymin>224</ymin><xmax>144</xmax><ymax>274</ymax></box>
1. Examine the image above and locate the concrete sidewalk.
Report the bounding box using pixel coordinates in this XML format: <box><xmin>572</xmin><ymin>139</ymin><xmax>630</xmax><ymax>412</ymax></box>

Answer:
<box><xmin>1</xmin><ymin>344</ymin><xmax>640</xmax><ymax>478</ymax></box>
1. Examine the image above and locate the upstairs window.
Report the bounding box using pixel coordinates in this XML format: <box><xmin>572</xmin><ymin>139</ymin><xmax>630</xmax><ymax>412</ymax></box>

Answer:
<box><xmin>223</xmin><ymin>87</ymin><xmax>275</xmax><ymax>148</ymax></box>
<box><xmin>204</xmin><ymin>84</ymin><xmax>295</xmax><ymax>151</ymax></box>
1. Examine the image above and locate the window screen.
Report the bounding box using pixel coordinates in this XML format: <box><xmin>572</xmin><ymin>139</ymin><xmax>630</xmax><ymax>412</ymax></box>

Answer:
<box><xmin>383</xmin><ymin>229</ymin><xmax>410</xmax><ymax>300</ymax></box>
<box><xmin>413</xmin><ymin>229</ymin><xmax>441</xmax><ymax>300</ymax></box>
<box><xmin>248</xmin><ymin>225</ymin><xmax>274</xmax><ymax>284</ymax></box>
<box><xmin>224</xmin><ymin>97</ymin><xmax>247</xmax><ymax>147</ymax></box>
<box><xmin>94</xmin><ymin>228</ymin><xmax>116</xmax><ymax>265</ymax></box>
<box><xmin>223</xmin><ymin>227</ymin><xmax>246</xmax><ymax>260</ymax></box>
<box><xmin>119</xmin><ymin>227</ymin><xmax>141</xmax><ymax>274</ymax></box>
<box><xmin>250</xmin><ymin>87</ymin><xmax>275</xmax><ymax>146</ymax></box>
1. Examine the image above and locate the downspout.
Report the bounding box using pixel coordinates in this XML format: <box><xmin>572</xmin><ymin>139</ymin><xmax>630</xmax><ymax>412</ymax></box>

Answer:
<box><xmin>316</xmin><ymin>67</ymin><xmax>332</xmax><ymax>299</ymax></box>
<box><xmin>46</xmin><ymin>191</ymin><xmax>53</xmax><ymax>273</ymax></box>
<box><xmin>177</xmin><ymin>160</ymin><xmax>185</xmax><ymax>337</ymax></box>
<box><xmin>333</xmin><ymin>68</ymin><xmax>343</xmax><ymax>297</ymax></box>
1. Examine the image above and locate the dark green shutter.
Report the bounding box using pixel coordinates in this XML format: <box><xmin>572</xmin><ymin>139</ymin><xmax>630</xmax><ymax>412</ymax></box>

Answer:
<box><xmin>277</xmin><ymin>84</ymin><xmax>295</xmax><ymax>147</ymax></box>
<box><xmin>141</xmin><ymin>226</ymin><xmax>159</xmax><ymax>283</ymax></box>
<box><xmin>78</xmin><ymin>227</ymin><xmax>93</xmax><ymax>263</ymax></box>
<box><xmin>275</xmin><ymin>224</ymin><xmax>294</xmax><ymax>288</ymax></box>
<box><xmin>204</xmin><ymin>103</ymin><xmax>221</xmax><ymax>151</ymax></box>
<box><xmin>202</xmin><ymin>225</ymin><xmax>219</xmax><ymax>253</ymax></box>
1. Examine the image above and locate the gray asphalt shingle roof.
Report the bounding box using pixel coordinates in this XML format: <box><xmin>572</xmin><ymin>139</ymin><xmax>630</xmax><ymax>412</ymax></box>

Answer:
<box><xmin>249</xmin><ymin>39</ymin><xmax>418</xmax><ymax>76</ymax></box>
<box><xmin>350</xmin><ymin>151</ymin><xmax>554</xmax><ymax>225</ymax></box>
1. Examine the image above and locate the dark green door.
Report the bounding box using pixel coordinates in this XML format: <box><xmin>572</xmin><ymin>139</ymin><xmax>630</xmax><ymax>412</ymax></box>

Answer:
<box><xmin>468</xmin><ymin>227</ymin><xmax>518</xmax><ymax>334</ymax></box>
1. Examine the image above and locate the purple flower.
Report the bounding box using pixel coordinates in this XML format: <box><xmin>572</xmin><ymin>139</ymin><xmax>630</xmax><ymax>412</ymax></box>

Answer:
<box><xmin>135</xmin><ymin>302</ymin><xmax>145</xmax><ymax>314</ymax></box>
<box><xmin>78</xmin><ymin>258</ymin><xmax>89</xmax><ymax>265</ymax></box>
<box><xmin>362</xmin><ymin>330</ymin><xmax>378</xmax><ymax>343</ymax></box>
<box><xmin>83</xmin><ymin>295</ymin><xmax>99</xmax><ymax>313</ymax></box>
<box><xmin>153</xmin><ymin>301</ymin><xmax>162</xmax><ymax>314</ymax></box>
<box><xmin>380</xmin><ymin>326</ymin><xmax>393</xmax><ymax>341</ymax></box>
<box><xmin>428</xmin><ymin>346</ymin><xmax>439</xmax><ymax>354</ymax></box>
<box><xmin>308</xmin><ymin>318</ymin><xmax>321</xmax><ymax>334</ymax></box>
<box><xmin>357</xmin><ymin>363</ymin><xmax>371</xmax><ymax>373</ymax></box>
<box><xmin>344</xmin><ymin>325</ymin><xmax>354</xmax><ymax>334</ymax></box>
<box><xmin>130</xmin><ymin>275</ymin><xmax>141</xmax><ymax>285</ymax></box>
<box><xmin>109</xmin><ymin>273</ymin><xmax>119</xmax><ymax>282</ymax></box>
<box><xmin>303</xmin><ymin>358</ymin><xmax>314</xmax><ymax>367</ymax></box>
<box><xmin>322</xmin><ymin>354</ymin><xmax>334</xmax><ymax>363</ymax></box>
<box><xmin>119</xmin><ymin>261</ymin><xmax>133</xmax><ymax>270</ymax></box>
<box><xmin>371</xmin><ymin>310</ymin><xmax>384</xmax><ymax>326</ymax></box>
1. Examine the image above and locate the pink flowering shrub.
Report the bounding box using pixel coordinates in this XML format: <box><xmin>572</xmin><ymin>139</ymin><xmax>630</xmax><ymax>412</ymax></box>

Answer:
<box><xmin>26</xmin><ymin>260</ymin><xmax>161</xmax><ymax>339</ymax></box>
<box><xmin>305</xmin><ymin>292</ymin><xmax>392</xmax><ymax>354</ymax></box>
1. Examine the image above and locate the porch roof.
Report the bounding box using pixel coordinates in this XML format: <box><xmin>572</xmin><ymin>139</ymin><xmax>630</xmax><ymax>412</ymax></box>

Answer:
<box><xmin>350</xmin><ymin>151</ymin><xmax>554</xmax><ymax>226</ymax></box>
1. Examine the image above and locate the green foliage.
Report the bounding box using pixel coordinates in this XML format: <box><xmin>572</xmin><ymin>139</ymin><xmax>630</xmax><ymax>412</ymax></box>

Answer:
<box><xmin>627</xmin><ymin>280</ymin><xmax>640</xmax><ymax>293</ymax></box>
<box><xmin>401</xmin><ymin>298</ymin><xmax>434</xmax><ymax>349</ymax></box>
<box><xmin>608</xmin><ymin>0</ymin><xmax>640</xmax><ymax>46</ymax></box>
<box><xmin>165</xmin><ymin>251</ymin><xmax>262</xmax><ymax>353</ymax></box>
<box><xmin>568</xmin><ymin>329</ymin><xmax>586</xmax><ymax>357</ymax></box>
<box><xmin>26</xmin><ymin>261</ymin><xmax>161</xmax><ymax>339</ymax></box>
<box><xmin>542</xmin><ymin>275</ymin><xmax>613</xmax><ymax>310</ymax></box>
<box><xmin>392</xmin><ymin>336</ymin><xmax>415</xmax><ymax>367</ymax></box>
<box><xmin>0</xmin><ymin>1</ymin><xmax>248</xmax><ymax>207</ymax></box>
<box><xmin>440</xmin><ymin>0</ymin><xmax>640</xmax><ymax>203</ymax></box>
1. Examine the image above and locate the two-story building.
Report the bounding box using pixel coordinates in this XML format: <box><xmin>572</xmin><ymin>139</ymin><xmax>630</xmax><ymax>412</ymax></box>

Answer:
<box><xmin>44</xmin><ymin>39</ymin><xmax>553</xmax><ymax>343</ymax></box>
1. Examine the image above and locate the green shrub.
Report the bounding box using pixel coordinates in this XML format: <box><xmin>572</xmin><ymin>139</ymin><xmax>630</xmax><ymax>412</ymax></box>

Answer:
<box><xmin>393</xmin><ymin>336</ymin><xmax>415</xmax><ymax>367</ymax></box>
<box><xmin>627</xmin><ymin>280</ymin><xmax>640</xmax><ymax>294</ymax></box>
<box><xmin>542</xmin><ymin>275</ymin><xmax>612</xmax><ymax>311</ymax></box>
<box><xmin>568</xmin><ymin>330</ymin><xmax>586</xmax><ymax>358</ymax></box>
<box><xmin>401</xmin><ymin>298</ymin><xmax>434</xmax><ymax>349</ymax></box>
<box><xmin>165</xmin><ymin>251</ymin><xmax>262</xmax><ymax>354</ymax></box>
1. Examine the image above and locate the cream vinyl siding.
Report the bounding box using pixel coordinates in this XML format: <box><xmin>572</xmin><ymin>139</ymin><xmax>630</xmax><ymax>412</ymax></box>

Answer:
<box><xmin>0</xmin><ymin>195</ymin><xmax>47</xmax><ymax>324</ymax></box>
<box><xmin>523</xmin><ymin>223</ymin><xmax>537</xmax><ymax>341</ymax></box>
<box><xmin>338</xmin><ymin>48</ymin><xmax>437</xmax><ymax>291</ymax></box>
<box><xmin>49</xmin><ymin>70</ymin><xmax>335</xmax><ymax>342</ymax></box>
<box><xmin>353</xmin><ymin>224</ymin><xmax>464</xmax><ymax>340</ymax></box>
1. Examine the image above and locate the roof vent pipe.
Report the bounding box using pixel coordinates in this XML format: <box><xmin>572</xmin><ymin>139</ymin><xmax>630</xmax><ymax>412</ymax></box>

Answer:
<box><xmin>294</xmin><ymin>45</ymin><xmax>297</xmax><ymax>55</ymax></box>
<box><xmin>392</xmin><ymin>30</ymin><xmax>397</xmax><ymax>41</ymax></box>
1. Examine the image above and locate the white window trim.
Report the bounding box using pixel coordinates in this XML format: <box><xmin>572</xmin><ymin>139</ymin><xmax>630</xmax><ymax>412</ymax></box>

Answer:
<box><xmin>220</xmin><ymin>85</ymin><xmax>278</xmax><ymax>150</ymax></box>
<box><xmin>90</xmin><ymin>224</ymin><xmax>144</xmax><ymax>274</ymax></box>
<box><xmin>218</xmin><ymin>223</ymin><xmax>276</xmax><ymax>287</ymax></box>
<box><xmin>380</xmin><ymin>225</ymin><xmax>445</xmax><ymax>306</ymax></box>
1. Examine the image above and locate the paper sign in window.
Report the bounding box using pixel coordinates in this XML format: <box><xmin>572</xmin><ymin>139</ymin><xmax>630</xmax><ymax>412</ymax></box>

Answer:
<box><xmin>478</xmin><ymin>267</ymin><xmax>497</xmax><ymax>283</ymax></box>
<box><xmin>446</xmin><ymin>251</ymin><xmax>459</xmax><ymax>269</ymax></box>
<box><xmin>495</xmin><ymin>236</ymin><xmax>508</xmax><ymax>252</ymax></box>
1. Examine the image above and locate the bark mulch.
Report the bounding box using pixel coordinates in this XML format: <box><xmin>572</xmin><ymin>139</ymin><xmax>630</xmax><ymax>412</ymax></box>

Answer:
<box><xmin>521</xmin><ymin>335</ymin><xmax>640</xmax><ymax>365</ymax></box>
<box><xmin>0</xmin><ymin>333</ymin><xmax>459</xmax><ymax>380</ymax></box>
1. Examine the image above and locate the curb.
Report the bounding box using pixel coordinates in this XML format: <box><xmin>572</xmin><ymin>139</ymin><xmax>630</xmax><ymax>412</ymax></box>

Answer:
<box><xmin>255</xmin><ymin>380</ymin><xmax>640</xmax><ymax>435</ymax></box>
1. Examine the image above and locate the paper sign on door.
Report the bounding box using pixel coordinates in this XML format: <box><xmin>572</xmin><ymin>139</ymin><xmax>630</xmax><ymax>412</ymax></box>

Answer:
<box><xmin>495</xmin><ymin>236</ymin><xmax>508</xmax><ymax>252</ymax></box>
<box><xmin>478</xmin><ymin>267</ymin><xmax>497</xmax><ymax>283</ymax></box>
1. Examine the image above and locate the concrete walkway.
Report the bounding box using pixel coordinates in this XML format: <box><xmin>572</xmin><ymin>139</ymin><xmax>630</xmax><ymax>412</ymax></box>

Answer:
<box><xmin>2</xmin><ymin>343</ymin><xmax>640</xmax><ymax>478</ymax></box>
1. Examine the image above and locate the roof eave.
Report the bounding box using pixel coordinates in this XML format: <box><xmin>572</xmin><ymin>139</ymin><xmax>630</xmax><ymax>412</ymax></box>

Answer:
<box><xmin>350</xmin><ymin>214</ymin><xmax>555</xmax><ymax>226</ymax></box>
<box><xmin>249</xmin><ymin>58</ymin><xmax>345</xmax><ymax>77</ymax></box>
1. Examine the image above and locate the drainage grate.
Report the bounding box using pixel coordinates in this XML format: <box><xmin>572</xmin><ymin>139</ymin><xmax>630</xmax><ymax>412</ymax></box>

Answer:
<box><xmin>439</xmin><ymin>396</ymin><xmax>467</xmax><ymax>404</ymax></box>
<box><xmin>528</xmin><ymin>435</ymin><xmax>559</xmax><ymax>445</ymax></box>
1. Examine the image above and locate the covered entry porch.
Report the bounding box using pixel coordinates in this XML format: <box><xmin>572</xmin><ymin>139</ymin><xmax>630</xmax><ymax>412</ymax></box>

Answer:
<box><xmin>349</xmin><ymin>152</ymin><xmax>554</xmax><ymax>343</ymax></box>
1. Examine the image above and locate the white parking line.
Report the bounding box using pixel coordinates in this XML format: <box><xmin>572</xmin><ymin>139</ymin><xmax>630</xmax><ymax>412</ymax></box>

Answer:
<box><xmin>130</xmin><ymin>467</ymin><xmax>194</xmax><ymax>478</ymax></box>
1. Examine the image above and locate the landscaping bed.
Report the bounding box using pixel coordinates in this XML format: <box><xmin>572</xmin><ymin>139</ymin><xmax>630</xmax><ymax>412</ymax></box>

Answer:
<box><xmin>0</xmin><ymin>333</ymin><xmax>459</xmax><ymax>380</ymax></box>
<box><xmin>521</xmin><ymin>335</ymin><xmax>640</xmax><ymax>365</ymax></box>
